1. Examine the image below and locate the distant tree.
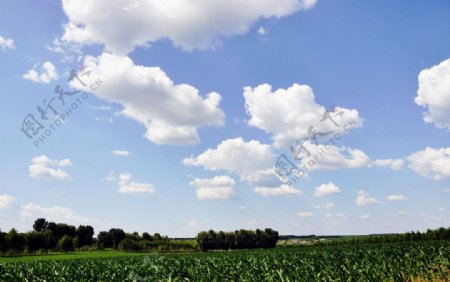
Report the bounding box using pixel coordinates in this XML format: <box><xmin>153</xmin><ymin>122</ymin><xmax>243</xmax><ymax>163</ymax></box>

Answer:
<box><xmin>33</xmin><ymin>218</ymin><xmax>48</xmax><ymax>232</ymax></box>
<box><xmin>25</xmin><ymin>232</ymin><xmax>47</xmax><ymax>252</ymax></box>
<box><xmin>109</xmin><ymin>228</ymin><xmax>126</xmax><ymax>249</ymax></box>
<box><xmin>153</xmin><ymin>233</ymin><xmax>162</xmax><ymax>241</ymax></box>
<box><xmin>5</xmin><ymin>229</ymin><xmax>25</xmax><ymax>253</ymax></box>
<box><xmin>58</xmin><ymin>235</ymin><xmax>74</xmax><ymax>252</ymax></box>
<box><xmin>0</xmin><ymin>230</ymin><xmax>6</xmax><ymax>253</ymax></box>
<box><xmin>97</xmin><ymin>231</ymin><xmax>112</xmax><ymax>249</ymax></box>
<box><xmin>142</xmin><ymin>232</ymin><xmax>153</xmax><ymax>241</ymax></box>
<box><xmin>76</xmin><ymin>225</ymin><xmax>94</xmax><ymax>247</ymax></box>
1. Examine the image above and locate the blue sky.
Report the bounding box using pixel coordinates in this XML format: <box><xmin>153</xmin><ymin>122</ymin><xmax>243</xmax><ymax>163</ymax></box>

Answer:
<box><xmin>0</xmin><ymin>0</ymin><xmax>449</xmax><ymax>237</ymax></box>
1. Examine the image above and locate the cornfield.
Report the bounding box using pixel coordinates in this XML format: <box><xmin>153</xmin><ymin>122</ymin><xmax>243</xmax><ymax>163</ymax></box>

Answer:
<box><xmin>1</xmin><ymin>241</ymin><xmax>449</xmax><ymax>281</ymax></box>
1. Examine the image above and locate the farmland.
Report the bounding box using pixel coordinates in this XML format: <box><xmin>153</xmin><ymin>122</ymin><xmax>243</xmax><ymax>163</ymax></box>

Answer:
<box><xmin>1</xmin><ymin>241</ymin><xmax>449</xmax><ymax>281</ymax></box>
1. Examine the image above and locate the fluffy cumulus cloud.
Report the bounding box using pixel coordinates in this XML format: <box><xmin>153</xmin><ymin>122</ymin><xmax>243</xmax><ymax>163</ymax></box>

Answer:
<box><xmin>70</xmin><ymin>53</ymin><xmax>224</xmax><ymax>145</ymax></box>
<box><xmin>244</xmin><ymin>83</ymin><xmax>363</xmax><ymax>147</ymax></box>
<box><xmin>20</xmin><ymin>203</ymin><xmax>100</xmax><ymax>225</ymax></box>
<box><xmin>314</xmin><ymin>182</ymin><xmax>342</xmax><ymax>197</ymax></box>
<box><xmin>0</xmin><ymin>35</ymin><xmax>14</xmax><ymax>50</ymax></box>
<box><xmin>0</xmin><ymin>195</ymin><xmax>15</xmax><ymax>209</ymax></box>
<box><xmin>29</xmin><ymin>155</ymin><xmax>73</xmax><ymax>181</ymax></box>
<box><xmin>407</xmin><ymin>147</ymin><xmax>450</xmax><ymax>180</ymax></box>
<box><xmin>254</xmin><ymin>184</ymin><xmax>302</xmax><ymax>197</ymax></box>
<box><xmin>183</xmin><ymin>137</ymin><xmax>275</xmax><ymax>182</ymax></box>
<box><xmin>118</xmin><ymin>173</ymin><xmax>155</xmax><ymax>194</ymax></box>
<box><xmin>385</xmin><ymin>194</ymin><xmax>407</xmax><ymax>201</ymax></box>
<box><xmin>415</xmin><ymin>58</ymin><xmax>450</xmax><ymax>130</ymax></box>
<box><xmin>356</xmin><ymin>191</ymin><xmax>380</xmax><ymax>206</ymax></box>
<box><xmin>23</xmin><ymin>61</ymin><xmax>59</xmax><ymax>83</ymax></box>
<box><xmin>298</xmin><ymin>142</ymin><xmax>370</xmax><ymax>170</ymax></box>
<box><xmin>189</xmin><ymin>176</ymin><xmax>236</xmax><ymax>200</ymax></box>
<box><xmin>61</xmin><ymin>0</ymin><xmax>316</xmax><ymax>55</ymax></box>
<box><xmin>370</xmin><ymin>159</ymin><xmax>405</xmax><ymax>170</ymax></box>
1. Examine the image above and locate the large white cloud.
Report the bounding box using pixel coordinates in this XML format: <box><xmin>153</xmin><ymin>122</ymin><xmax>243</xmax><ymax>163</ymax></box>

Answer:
<box><xmin>61</xmin><ymin>0</ymin><xmax>316</xmax><ymax>55</ymax></box>
<box><xmin>118</xmin><ymin>173</ymin><xmax>155</xmax><ymax>194</ymax></box>
<box><xmin>189</xmin><ymin>176</ymin><xmax>236</xmax><ymax>200</ymax></box>
<box><xmin>244</xmin><ymin>83</ymin><xmax>363</xmax><ymax>147</ymax></box>
<box><xmin>408</xmin><ymin>147</ymin><xmax>450</xmax><ymax>180</ymax></box>
<box><xmin>254</xmin><ymin>184</ymin><xmax>302</xmax><ymax>197</ymax></box>
<box><xmin>20</xmin><ymin>203</ymin><xmax>100</xmax><ymax>225</ymax></box>
<box><xmin>0</xmin><ymin>195</ymin><xmax>15</xmax><ymax>209</ymax></box>
<box><xmin>23</xmin><ymin>61</ymin><xmax>59</xmax><ymax>84</ymax></box>
<box><xmin>355</xmin><ymin>191</ymin><xmax>380</xmax><ymax>206</ymax></box>
<box><xmin>183</xmin><ymin>137</ymin><xmax>275</xmax><ymax>182</ymax></box>
<box><xmin>313</xmin><ymin>182</ymin><xmax>341</xmax><ymax>197</ymax></box>
<box><xmin>70</xmin><ymin>53</ymin><xmax>224</xmax><ymax>145</ymax></box>
<box><xmin>0</xmin><ymin>35</ymin><xmax>14</xmax><ymax>50</ymax></box>
<box><xmin>29</xmin><ymin>155</ymin><xmax>73</xmax><ymax>181</ymax></box>
<box><xmin>415</xmin><ymin>58</ymin><xmax>450</xmax><ymax>130</ymax></box>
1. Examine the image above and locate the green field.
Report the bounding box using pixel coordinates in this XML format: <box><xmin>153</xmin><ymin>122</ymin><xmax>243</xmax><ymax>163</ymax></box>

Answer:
<box><xmin>1</xmin><ymin>241</ymin><xmax>449</xmax><ymax>281</ymax></box>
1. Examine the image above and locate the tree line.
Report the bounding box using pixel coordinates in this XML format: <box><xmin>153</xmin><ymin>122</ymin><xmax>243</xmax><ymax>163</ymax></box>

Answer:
<box><xmin>0</xmin><ymin>218</ymin><xmax>189</xmax><ymax>255</ymax></box>
<box><xmin>196</xmin><ymin>228</ymin><xmax>279</xmax><ymax>251</ymax></box>
<box><xmin>319</xmin><ymin>226</ymin><xmax>450</xmax><ymax>246</ymax></box>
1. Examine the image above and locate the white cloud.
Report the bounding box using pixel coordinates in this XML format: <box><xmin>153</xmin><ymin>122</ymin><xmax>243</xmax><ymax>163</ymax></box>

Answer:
<box><xmin>370</xmin><ymin>159</ymin><xmax>405</xmax><ymax>170</ymax></box>
<box><xmin>298</xmin><ymin>142</ymin><xmax>370</xmax><ymax>170</ymax></box>
<box><xmin>20</xmin><ymin>203</ymin><xmax>100</xmax><ymax>225</ymax></box>
<box><xmin>70</xmin><ymin>53</ymin><xmax>224</xmax><ymax>145</ymax></box>
<box><xmin>189</xmin><ymin>176</ymin><xmax>236</xmax><ymax>200</ymax></box>
<box><xmin>257</xmin><ymin>26</ymin><xmax>267</xmax><ymax>35</ymax></box>
<box><xmin>0</xmin><ymin>195</ymin><xmax>15</xmax><ymax>209</ymax></box>
<box><xmin>118</xmin><ymin>173</ymin><xmax>155</xmax><ymax>194</ymax></box>
<box><xmin>113</xmin><ymin>150</ymin><xmax>130</xmax><ymax>156</ymax></box>
<box><xmin>183</xmin><ymin>137</ymin><xmax>274</xmax><ymax>182</ymax></box>
<box><xmin>314</xmin><ymin>202</ymin><xmax>334</xmax><ymax>209</ymax></box>
<box><xmin>188</xmin><ymin>218</ymin><xmax>200</xmax><ymax>229</ymax></box>
<box><xmin>385</xmin><ymin>194</ymin><xmax>407</xmax><ymax>201</ymax></box>
<box><xmin>408</xmin><ymin>147</ymin><xmax>450</xmax><ymax>180</ymax></box>
<box><xmin>415</xmin><ymin>58</ymin><xmax>450</xmax><ymax>130</ymax></box>
<box><xmin>314</xmin><ymin>182</ymin><xmax>342</xmax><ymax>197</ymax></box>
<box><xmin>359</xmin><ymin>214</ymin><xmax>371</xmax><ymax>219</ymax></box>
<box><xmin>102</xmin><ymin>170</ymin><xmax>116</xmax><ymax>182</ymax></box>
<box><xmin>356</xmin><ymin>191</ymin><xmax>380</xmax><ymax>206</ymax></box>
<box><xmin>29</xmin><ymin>155</ymin><xmax>72</xmax><ymax>181</ymax></box>
<box><xmin>243</xmin><ymin>83</ymin><xmax>363</xmax><ymax>147</ymax></box>
<box><xmin>61</xmin><ymin>0</ymin><xmax>316</xmax><ymax>55</ymax></box>
<box><xmin>297</xmin><ymin>211</ymin><xmax>314</xmax><ymax>217</ymax></box>
<box><xmin>0</xmin><ymin>35</ymin><xmax>14</xmax><ymax>50</ymax></box>
<box><xmin>254</xmin><ymin>184</ymin><xmax>302</xmax><ymax>197</ymax></box>
<box><xmin>23</xmin><ymin>61</ymin><xmax>59</xmax><ymax>83</ymax></box>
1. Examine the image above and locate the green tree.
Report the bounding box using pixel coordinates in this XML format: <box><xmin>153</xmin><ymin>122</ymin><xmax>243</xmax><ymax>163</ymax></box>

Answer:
<box><xmin>57</xmin><ymin>235</ymin><xmax>74</xmax><ymax>252</ymax></box>
<box><xmin>33</xmin><ymin>218</ymin><xmax>48</xmax><ymax>232</ymax></box>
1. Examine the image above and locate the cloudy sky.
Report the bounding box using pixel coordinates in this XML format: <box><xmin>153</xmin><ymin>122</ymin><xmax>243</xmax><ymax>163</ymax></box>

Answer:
<box><xmin>0</xmin><ymin>0</ymin><xmax>449</xmax><ymax>237</ymax></box>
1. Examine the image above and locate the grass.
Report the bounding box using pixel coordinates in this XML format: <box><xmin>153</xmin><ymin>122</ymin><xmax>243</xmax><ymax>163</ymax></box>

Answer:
<box><xmin>0</xmin><ymin>250</ymin><xmax>149</xmax><ymax>263</ymax></box>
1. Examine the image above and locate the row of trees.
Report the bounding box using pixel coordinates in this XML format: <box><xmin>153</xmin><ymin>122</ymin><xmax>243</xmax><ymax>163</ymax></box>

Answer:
<box><xmin>0</xmin><ymin>218</ymin><xmax>180</xmax><ymax>255</ymax></box>
<box><xmin>196</xmin><ymin>229</ymin><xmax>279</xmax><ymax>251</ymax></box>
<box><xmin>0</xmin><ymin>218</ymin><xmax>94</xmax><ymax>254</ymax></box>
<box><xmin>320</xmin><ymin>226</ymin><xmax>450</xmax><ymax>246</ymax></box>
